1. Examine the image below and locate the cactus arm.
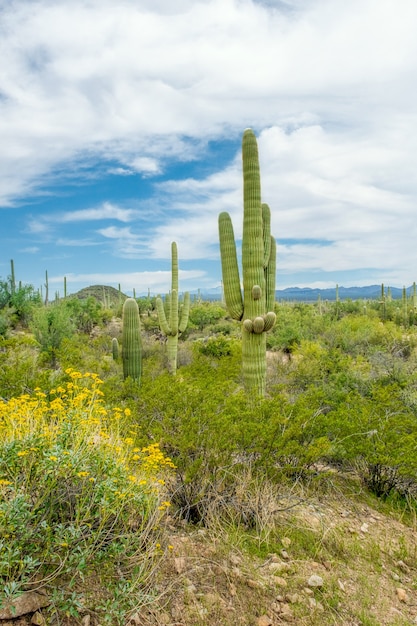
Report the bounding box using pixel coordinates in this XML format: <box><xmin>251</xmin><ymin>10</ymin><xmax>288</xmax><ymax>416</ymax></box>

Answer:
<box><xmin>262</xmin><ymin>203</ymin><xmax>271</xmax><ymax>269</ymax></box>
<box><xmin>156</xmin><ymin>296</ymin><xmax>171</xmax><ymax>335</ymax></box>
<box><xmin>218</xmin><ymin>211</ymin><xmax>244</xmax><ymax>320</ymax></box>
<box><xmin>178</xmin><ymin>291</ymin><xmax>190</xmax><ymax>333</ymax></box>
<box><xmin>265</xmin><ymin>235</ymin><xmax>276</xmax><ymax>313</ymax></box>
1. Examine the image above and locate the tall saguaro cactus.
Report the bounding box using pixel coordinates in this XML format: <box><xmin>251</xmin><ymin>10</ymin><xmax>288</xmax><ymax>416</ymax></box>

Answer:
<box><xmin>121</xmin><ymin>298</ymin><xmax>142</xmax><ymax>382</ymax></box>
<box><xmin>219</xmin><ymin>129</ymin><xmax>276</xmax><ymax>397</ymax></box>
<box><xmin>156</xmin><ymin>242</ymin><xmax>190</xmax><ymax>375</ymax></box>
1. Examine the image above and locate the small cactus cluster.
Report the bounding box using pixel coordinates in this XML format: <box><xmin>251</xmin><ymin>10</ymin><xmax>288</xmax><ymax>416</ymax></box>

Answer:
<box><xmin>156</xmin><ymin>242</ymin><xmax>190</xmax><ymax>375</ymax></box>
<box><xmin>219</xmin><ymin>129</ymin><xmax>276</xmax><ymax>397</ymax></box>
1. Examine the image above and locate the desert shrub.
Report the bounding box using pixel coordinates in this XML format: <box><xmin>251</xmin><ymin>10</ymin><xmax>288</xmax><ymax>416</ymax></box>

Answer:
<box><xmin>0</xmin><ymin>370</ymin><xmax>174</xmax><ymax>624</ymax></box>
<box><xmin>198</xmin><ymin>335</ymin><xmax>235</xmax><ymax>358</ymax></box>
<box><xmin>30</xmin><ymin>303</ymin><xmax>76</xmax><ymax>366</ymax></box>
<box><xmin>63</xmin><ymin>295</ymin><xmax>110</xmax><ymax>333</ymax></box>
<box><xmin>188</xmin><ymin>302</ymin><xmax>226</xmax><ymax>331</ymax></box>
<box><xmin>0</xmin><ymin>335</ymin><xmax>53</xmax><ymax>399</ymax></box>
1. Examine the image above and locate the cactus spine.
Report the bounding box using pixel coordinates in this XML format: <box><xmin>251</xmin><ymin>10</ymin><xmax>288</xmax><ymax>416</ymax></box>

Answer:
<box><xmin>156</xmin><ymin>242</ymin><xmax>190</xmax><ymax>375</ymax></box>
<box><xmin>218</xmin><ymin>129</ymin><xmax>276</xmax><ymax>397</ymax></box>
<box><xmin>121</xmin><ymin>298</ymin><xmax>142</xmax><ymax>382</ymax></box>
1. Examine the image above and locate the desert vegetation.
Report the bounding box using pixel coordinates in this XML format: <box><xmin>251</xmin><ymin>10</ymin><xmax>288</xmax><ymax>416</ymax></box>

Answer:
<box><xmin>1</xmin><ymin>273</ymin><xmax>417</xmax><ymax>624</ymax></box>
<box><xmin>1</xmin><ymin>132</ymin><xmax>417</xmax><ymax>625</ymax></box>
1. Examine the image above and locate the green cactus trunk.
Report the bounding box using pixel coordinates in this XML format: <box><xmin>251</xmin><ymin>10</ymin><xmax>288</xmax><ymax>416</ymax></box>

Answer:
<box><xmin>121</xmin><ymin>298</ymin><xmax>142</xmax><ymax>382</ymax></box>
<box><xmin>219</xmin><ymin>129</ymin><xmax>276</xmax><ymax>397</ymax></box>
<box><xmin>156</xmin><ymin>242</ymin><xmax>190</xmax><ymax>375</ymax></box>
<box><xmin>111</xmin><ymin>337</ymin><xmax>119</xmax><ymax>361</ymax></box>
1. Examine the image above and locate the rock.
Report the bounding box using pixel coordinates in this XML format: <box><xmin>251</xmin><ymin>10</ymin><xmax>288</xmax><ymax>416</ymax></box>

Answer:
<box><xmin>257</xmin><ymin>615</ymin><xmax>272</xmax><ymax>626</ymax></box>
<box><xmin>273</xmin><ymin>577</ymin><xmax>288</xmax><ymax>587</ymax></box>
<box><xmin>280</xmin><ymin>549</ymin><xmax>290</xmax><ymax>560</ymax></box>
<box><xmin>397</xmin><ymin>560</ymin><xmax>409</xmax><ymax>572</ymax></box>
<box><xmin>396</xmin><ymin>588</ymin><xmax>408</xmax><ymax>603</ymax></box>
<box><xmin>174</xmin><ymin>557</ymin><xmax>187</xmax><ymax>574</ymax></box>
<box><xmin>30</xmin><ymin>613</ymin><xmax>46</xmax><ymax>625</ymax></box>
<box><xmin>308</xmin><ymin>574</ymin><xmax>324</xmax><ymax>588</ymax></box>
<box><xmin>230</xmin><ymin>554</ymin><xmax>242</xmax><ymax>566</ymax></box>
<box><xmin>286</xmin><ymin>593</ymin><xmax>301</xmax><ymax>604</ymax></box>
<box><xmin>308</xmin><ymin>598</ymin><xmax>324</xmax><ymax>611</ymax></box>
<box><xmin>269</xmin><ymin>562</ymin><xmax>290</xmax><ymax>574</ymax></box>
<box><xmin>0</xmin><ymin>591</ymin><xmax>50</xmax><ymax>619</ymax></box>
<box><xmin>360</xmin><ymin>523</ymin><xmax>369</xmax><ymax>533</ymax></box>
<box><xmin>280</xmin><ymin>603</ymin><xmax>294</xmax><ymax>619</ymax></box>
<box><xmin>247</xmin><ymin>579</ymin><xmax>262</xmax><ymax>589</ymax></box>
<box><xmin>81</xmin><ymin>615</ymin><xmax>91</xmax><ymax>626</ymax></box>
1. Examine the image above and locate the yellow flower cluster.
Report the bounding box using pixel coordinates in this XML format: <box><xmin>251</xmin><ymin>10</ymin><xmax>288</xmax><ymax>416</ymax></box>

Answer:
<box><xmin>0</xmin><ymin>370</ymin><xmax>174</xmax><ymax>498</ymax></box>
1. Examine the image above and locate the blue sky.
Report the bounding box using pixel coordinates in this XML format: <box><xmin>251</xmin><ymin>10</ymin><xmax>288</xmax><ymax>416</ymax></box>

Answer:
<box><xmin>1</xmin><ymin>0</ymin><xmax>417</xmax><ymax>296</ymax></box>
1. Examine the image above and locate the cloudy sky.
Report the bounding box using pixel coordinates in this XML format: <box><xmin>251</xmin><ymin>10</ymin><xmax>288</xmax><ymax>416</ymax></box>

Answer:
<box><xmin>1</xmin><ymin>0</ymin><xmax>416</xmax><ymax>296</ymax></box>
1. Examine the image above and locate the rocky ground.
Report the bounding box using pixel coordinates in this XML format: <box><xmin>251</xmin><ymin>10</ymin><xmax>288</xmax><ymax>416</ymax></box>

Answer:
<box><xmin>2</xmin><ymin>476</ymin><xmax>417</xmax><ymax>626</ymax></box>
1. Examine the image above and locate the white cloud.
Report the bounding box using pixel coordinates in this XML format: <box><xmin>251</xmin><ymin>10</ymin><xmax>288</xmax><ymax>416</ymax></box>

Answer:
<box><xmin>1</xmin><ymin>0</ymin><xmax>417</xmax><ymax>290</ymax></box>
<box><xmin>51</xmin><ymin>269</ymin><xmax>207</xmax><ymax>294</ymax></box>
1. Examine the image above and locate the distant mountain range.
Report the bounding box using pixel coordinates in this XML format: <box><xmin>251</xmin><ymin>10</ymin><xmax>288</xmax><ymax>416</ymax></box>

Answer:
<box><xmin>73</xmin><ymin>284</ymin><xmax>413</xmax><ymax>304</ymax></box>
<box><xmin>193</xmin><ymin>285</ymin><xmax>413</xmax><ymax>302</ymax></box>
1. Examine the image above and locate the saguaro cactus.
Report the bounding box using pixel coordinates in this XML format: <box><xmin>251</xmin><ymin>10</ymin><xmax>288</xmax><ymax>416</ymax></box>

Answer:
<box><xmin>218</xmin><ymin>129</ymin><xmax>276</xmax><ymax>397</ymax></box>
<box><xmin>121</xmin><ymin>298</ymin><xmax>142</xmax><ymax>382</ymax></box>
<box><xmin>156</xmin><ymin>242</ymin><xmax>190</xmax><ymax>375</ymax></box>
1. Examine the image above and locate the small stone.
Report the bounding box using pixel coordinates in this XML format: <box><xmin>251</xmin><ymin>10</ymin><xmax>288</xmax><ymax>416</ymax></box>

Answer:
<box><xmin>257</xmin><ymin>615</ymin><xmax>272</xmax><ymax>626</ymax></box>
<box><xmin>308</xmin><ymin>574</ymin><xmax>324</xmax><ymax>588</ymax></box>
<box><xmin>31</xmin><ymin>613</ymin><xmax>46</xmax><ymax>625</ymax></box>
<box><xmin>174</xmin><ymin>557</ymin><xmax>187</xmax><ymax>574</ymax></box>
<box><xmin>392</xmin><ymin>572</ymin><xmax>400</xmax><ymax>581</ymax></box>
<box><xmin>360</xmin><ymin>523</ymin><xmax>369</xmax><ymax>533</ymax></box>
<box><xmin>280</xmin><ymin>603</ymin><xmax>294</xmax><ymax>618</ymax></box>
<box><xmin>286</xmin><ymin>593</ymin><xmax>301</xmax><ymax>604</ymax></box>
<box><xmin>269</xmin><ymin>562</ymin><xmax>290</xmax><ymax>573</ymax></box>
<box><xmin>247</xmin><ymin>578</ymin><xmax>261</xmax><ymax>589</ymax></box>
<box><xmin>230</xmin><ymin>554</ymin><xmax>242</xmax><ymax>566</ymax></box>
<box><xmin>281</xmin><ymin>549</ymin><xmax>290</xmax><ymax>560</ymax></box>
<box><xmin>273</xmin><ymin>577</ymin><xmax>288</xmax><ymax>587</ymax></box>
<box><xmin>0</xmin><ymin>592</ymin><xmax>50</xmax><ymax>619</ymax></box>
<box><xmin>270</xmin><ymin>601</ymin><xmax>281</xmax><ymax>614</ymax></box>
<box><xmin>397</xmin><ymin>560</ymin><xmax>409</xmax><ymax>572</ymax></box>
<box><xmin>81</xmin><ymin>616</ymin><xmax>91</xmax><ymax>626</ymax></box>
<box><xmin>396</xmin><ymin>588</ymin><xmax>408</xmax><ymax>603</ymax></box>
